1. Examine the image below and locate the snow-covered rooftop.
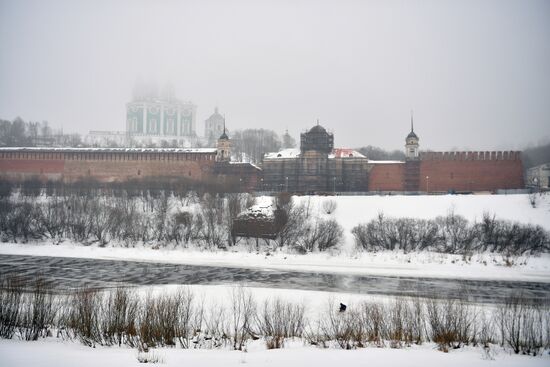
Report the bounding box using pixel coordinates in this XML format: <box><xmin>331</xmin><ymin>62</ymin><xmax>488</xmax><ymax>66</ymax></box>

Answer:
<box><xmin>264</xmin><ymin>148</ymin><xmax>368</xmax><ymax>160</ymax></box>
<box><xmin>264</xmin><ymin>148</ymin><xmax>301</xmax><ymax>159</ymax></box>
<box><xmin>0</xmin><ymin>147</ymin><xmax>217</xmax><ymax>153</ymax></box>
<box><xmin>236</xmin><ymin>199</ymin><xmax>275</xmax><ymax>220</ymax></box>
<box><xmin>367</xmin><ymin>160</ymin><xmax>404</xmax><ymax>164</ymax></box>
<box><xmin>329</xmin><ymin>148</ymin><xmax>366</xmax><ymax>159</ymax></box>
<box><xmin>229</xmin><ymin>161</ymin><xmax>262</xmax><ymax>170</ymax></box>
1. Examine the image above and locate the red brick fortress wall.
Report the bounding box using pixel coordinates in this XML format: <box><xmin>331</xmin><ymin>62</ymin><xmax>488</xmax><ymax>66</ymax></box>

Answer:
<box><xmin>0</xmin><ymin>149</ymin><xmax>217</xmax><ymax>183</ymax></box>
<box><xmin>419</xmin><ymin>151</ymin><xmax>524</xmax><ymax>192</ymax></box>
<box><xmin>368</xmin><ymin>163</ymin><xmax>405</xmax><ymax>191</ymax></box>
<box><xmin>0</xmin><ymin>158</ymin><xmax>64</xmax><ymax>181</ymax></box>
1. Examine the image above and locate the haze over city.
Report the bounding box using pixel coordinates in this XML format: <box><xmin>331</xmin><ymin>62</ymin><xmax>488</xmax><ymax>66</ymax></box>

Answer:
<box><xmin>0</xmin><ymin>0</ymin><xmax>549</xmax><ymax>150</ymax></box>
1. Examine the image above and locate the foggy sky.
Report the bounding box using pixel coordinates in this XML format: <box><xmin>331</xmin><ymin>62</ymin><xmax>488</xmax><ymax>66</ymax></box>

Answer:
<box><xmin>0</xmin><ymin>0</ymin><xmax>549</xmax><ymax>151</ymax></box>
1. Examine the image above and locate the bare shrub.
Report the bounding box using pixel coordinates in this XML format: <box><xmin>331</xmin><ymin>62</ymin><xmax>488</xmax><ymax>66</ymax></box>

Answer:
<box><xmin>352</xmin><ymin>212</ymin><xmax>550</xmax><ymax>255</ymax></box>
<box><xmin>319</xmin><ymin>301</ymin><xmax>359</xmax><ymax>349</ymax></box>
<box><xmin>385</xmin><ymin>298</ymin><xmax>424</xmax><ymax>348</ymax></box>
<box><xmin>359</xmin><ymin>301</ymin><xmax>386</xmax><ymax>347</ymax></box>
<box><xmin>167</xmin><ymin>211</ymin><xmax>195</xmax><ymax>246</ymax></box>
<box><xmin>203</xmin><ymin>303</ymin><xmax>229</xmax><ymax>348</ymax></box>
<box><xmin>294</xmin><ymin>218</ymin><xmax>344</xmax><ymax>253</ymax></box>
<box><xmin>497</xmin><ymin>296</ymin><xmax>545</xmax><ymax>355</ymax></box>
<box><xmin>198</xmin><ymin>194</ymin><xmax>226</xmax><ymax>249</ymax></box>
<box><xmin>65</xmin><ymin>288</ymin><xmax>103</xmax><ymax>346</ymax></box>
<box><xmin>229</xmin><ymin>287</ymin><xmax>257</xmax><ymax>350</ymax></box>
<box><xmin>256</xmin><ymin>298</ymin><xmax>305</xmax><ymax>349</ymax></box>
<box><xmin>101</xmin><ymin>287</ymin><xmax>139</xmax><ymax>347</ymax></box>
<box><xmin>40</xmin><ymin>196</ymin><xmax>67</xmax><ymax>244</ymax></box>
<box><xmin>19</xmin><ymin>279</ymin><xmax>57</xmax><ymax>341</ymax></box>
<box><xmin>0</xmin><ymin>277</ymin><xmax>23</xmax><ymax>338</ymax></box>
<box><xmin>426</xmin><ymin>298</ymin><xmax>475</xmax><ymax>351</ymax></box>
<box><xmin>225</xmin><ymin>193</ymin><xmax>252</xmax><ymax>246</ymax></box>
<box><xmin>138</xmin><ymin>293</ymin><xmax>179</xmax><ymax>348</ymax></box>
<box><xmin>322</xmin><ymin>200</ymin><xmax>337</xmax><ymax>215</ymax></box>
<box><xmin>175</xmin><ymin>288</ymin><xmax>196</xmax><ymax>349</ymax></box>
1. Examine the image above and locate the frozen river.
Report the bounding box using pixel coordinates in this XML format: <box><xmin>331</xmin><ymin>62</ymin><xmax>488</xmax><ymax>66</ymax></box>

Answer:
<box><xmin>0</xmin><ymin>254</ymin><xmax>548</xmax><ymax>305</ymax></box>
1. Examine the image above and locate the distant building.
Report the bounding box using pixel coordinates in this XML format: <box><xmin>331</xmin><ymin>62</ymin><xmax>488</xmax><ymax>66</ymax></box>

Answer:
<box><xmin>204</xmin><ymin>107</ymin><xmax>225</xmax><ymax>142</ymax></box>
<box><xmin>261</xmin><ymin>120</ymin><xmax>524</xmax><ymax>193</ymax></box>
<box><xmin>125</xmin><ymin>83</ymin><xmax>197</xmax><ymax>146</ymax></box>
<box><xmin>526</xmin><ymin>163</ymin><xmax>550</xmax><ymax>189</ymax></box>
<box><xmin>262</xmin><ymin>123</ymin><xmax>371</xmax><ymax>192</ymax></box>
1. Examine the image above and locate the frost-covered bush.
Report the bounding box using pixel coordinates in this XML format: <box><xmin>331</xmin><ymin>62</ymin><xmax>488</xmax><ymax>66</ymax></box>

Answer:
<box><xmin>294</xmin><ymin>218</ymin><xmax>344</xmax><ymax>253</ymax></box>
<box><xmin>352</xmin><ymin>213</ymin><xmax>549</xmax><ymax>255</ymax></box>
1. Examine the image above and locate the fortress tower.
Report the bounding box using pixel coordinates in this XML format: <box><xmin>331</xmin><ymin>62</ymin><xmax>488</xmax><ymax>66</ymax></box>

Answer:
<box><xmin>405</xmin><ymin>112</ymin><xmax>419</xmax><ymax>160</ymax></box>
<box><xmin>216</xmin><ymin>120</ymin><xmax>231</xmax><ymax>162</ymax></box>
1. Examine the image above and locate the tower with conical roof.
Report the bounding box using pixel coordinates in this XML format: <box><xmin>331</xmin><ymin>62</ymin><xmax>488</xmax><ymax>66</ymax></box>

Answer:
<box><xmin>216</xmin><ymin>117</ymin><xmax>231</xmax><ymax>162</ymax></box>
<box><xmin>405</xmin><ymin>111</ymin><xmax>420</xmax><ymax>160</ymax></box>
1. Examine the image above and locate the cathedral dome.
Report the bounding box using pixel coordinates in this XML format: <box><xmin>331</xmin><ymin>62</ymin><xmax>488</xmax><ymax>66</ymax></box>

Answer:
<box><xmin>309</xmin><ymin>124</ymin><xmax>327</xmax><ymax>134</ymax></box>
<box><xmin>300</xmin><ymin>122</ymin><xmax>334</xmax><ymax>153</ymax></box>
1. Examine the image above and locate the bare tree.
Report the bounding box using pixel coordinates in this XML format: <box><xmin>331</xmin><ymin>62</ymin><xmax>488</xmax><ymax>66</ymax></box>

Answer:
<box><xmin>230</xmin><ymin>287</ymin><xmax>257</xmax><ymax>350</ymax></box>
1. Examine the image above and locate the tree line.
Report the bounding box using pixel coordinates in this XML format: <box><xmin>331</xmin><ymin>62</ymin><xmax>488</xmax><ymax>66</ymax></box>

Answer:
<box><xmin>0</xmin><ymin>190</ymin><xmax>344</xmax><ymax>253</ymax></box>
<box><xmin>352</xmin><ymin>213</ymin><xmax>550</xmax><ymax>256</ymax></box>
<box><xmin>0</xmin><ymin>187</ymin><xmax>548</xmax><ymax>256</ymax></box>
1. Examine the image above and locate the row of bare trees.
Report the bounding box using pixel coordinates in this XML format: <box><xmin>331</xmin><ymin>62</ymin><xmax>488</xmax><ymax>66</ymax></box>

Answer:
<box><xmin>1</xmin><ymin>278</ymin><xmax>548</xmax><ymax>355</ymax></box>
<box><xmin>0</xmin><ymin>191</ymin><xmax>345</xmax><ymax>253</ymax></box>
<box><xmin>352</xmin><ymin>212</ymin><xmax>550</xmax><ymax>255</ymax></box>
<box><xmin>0</xmin><ymin>192</ymin><xmax>253</xmax><ymax>249</ymax></box>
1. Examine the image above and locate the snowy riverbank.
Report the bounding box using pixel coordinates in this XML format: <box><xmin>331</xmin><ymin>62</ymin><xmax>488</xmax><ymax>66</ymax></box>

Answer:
<box><xmin>1</xmin><ymin>338</ymin><xmax>548</xmax><ymax>367</ymax></box>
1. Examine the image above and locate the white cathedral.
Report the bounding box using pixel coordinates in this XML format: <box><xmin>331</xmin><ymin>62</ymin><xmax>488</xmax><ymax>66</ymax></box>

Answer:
<box><xmin>125</xmin><ymin>82</ymin><xmax>197</xmax><ymax>146</ymax></box>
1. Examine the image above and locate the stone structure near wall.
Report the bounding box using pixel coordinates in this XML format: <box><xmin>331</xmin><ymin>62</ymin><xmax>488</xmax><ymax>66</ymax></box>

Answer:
<box><xmin>262</xmin><ymin>123</ymin><xmax>371</xmax><ymax>192</ymax></box>
<box><xmin>261</xmin><ymin>121</ymin><xmax>524</xmax><ymax>193</ymax></box>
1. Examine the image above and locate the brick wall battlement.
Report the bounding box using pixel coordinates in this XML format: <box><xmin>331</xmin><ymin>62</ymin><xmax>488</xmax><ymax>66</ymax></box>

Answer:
<box><xmin>0</xmin><ymin>148</ymin><xmax>216</xmax><ymax>162</ymax></box>
<box><xmin>420</xmin><ymin>151</ymin><xmax>521</xmax><ymax>161</ymax></box>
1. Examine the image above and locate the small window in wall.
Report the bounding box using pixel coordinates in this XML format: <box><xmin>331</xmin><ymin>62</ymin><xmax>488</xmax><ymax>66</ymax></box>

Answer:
<box><xmin>450</xmin><ymin>172</ymin><xmax>454</xmax><ymax>179</ymax></box>
<box><xmin>188</xmin><ymin>171</ymin><xmax>192</xmax><ymax>177</ymax></box>
<box><xmin>138</xmin><ymin>169</ymin><xmax>141</xmax><ymax>176</ymax></box>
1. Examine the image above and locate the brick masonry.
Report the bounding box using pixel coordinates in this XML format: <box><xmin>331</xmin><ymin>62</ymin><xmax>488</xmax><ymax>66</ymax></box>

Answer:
<box><xmin>0</xmin><ymin>148</ymin><xmax>524</xmax><ymax>192</ymax></box>
<box><xmin>0</xmin><ymin>149</ymin><xmax>229</xmax><ymax>185</ymax></box>
<box><xmin>368</xmin><ymin>163</ymin><xmax>405</xmax><ymax>191</ymax></box>
<box><xmin>418</xmin><ymin>151</ymin><xmax>524</xmax><ymax>192</ymax></box>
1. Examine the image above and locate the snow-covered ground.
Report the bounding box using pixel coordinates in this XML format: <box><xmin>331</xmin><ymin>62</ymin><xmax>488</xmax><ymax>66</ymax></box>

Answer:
<box><xmin>290</xmin><ymin>193</ymin><xmax>550</xmax><ymax>233</ymax></box>
<box><xmin>1</xmin><ymin>338</ymin><xmax>548</xmax><ymax>367</ymax></box>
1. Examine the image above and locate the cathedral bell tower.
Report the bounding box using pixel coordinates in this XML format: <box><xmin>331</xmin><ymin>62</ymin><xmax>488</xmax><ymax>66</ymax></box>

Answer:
<box><xmin>216</xmin><ymin>118</ymin><xmax>231</xmax><ymax>162</ymax></box>
<box><xmin>405</xmin><ymin>112</ymin><xmax>419</xmax><ymax>160</ymax></box>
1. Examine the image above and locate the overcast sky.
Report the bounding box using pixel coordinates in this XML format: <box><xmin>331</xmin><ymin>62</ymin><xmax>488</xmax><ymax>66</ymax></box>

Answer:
<box><xmin>0</xmin><ymin>0</ymin><xmax>549</xmax><ymax>151</ymax></box>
